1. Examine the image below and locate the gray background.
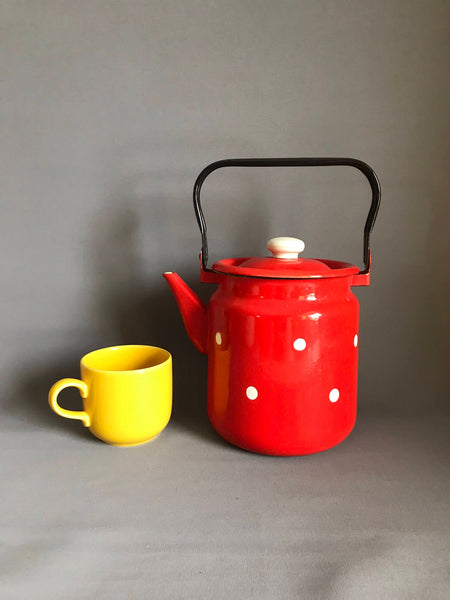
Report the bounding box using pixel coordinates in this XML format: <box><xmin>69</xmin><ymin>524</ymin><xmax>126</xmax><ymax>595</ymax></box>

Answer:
<box><xmin>1</xmin><ymin>1</ymin><xmax>449</xmax><ymax>598</ymax></box>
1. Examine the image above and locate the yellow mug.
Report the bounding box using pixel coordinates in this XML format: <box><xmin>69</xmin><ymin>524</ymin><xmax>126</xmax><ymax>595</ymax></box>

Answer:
<box><xmin>48</xmin><ymin>345</ymin><xmax>172</xmax><ymax>446</ymax></box>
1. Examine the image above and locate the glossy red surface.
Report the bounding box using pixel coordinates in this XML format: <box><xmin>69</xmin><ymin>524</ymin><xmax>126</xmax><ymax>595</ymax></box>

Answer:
<box><xmin>163</xmin><ymin>272</ymin><xmax>208</xmax><ymax>353</ymax></box>
<box><xmin>205</xmin><ymin>274</ymin><xmax>361</xmax><ymax>455</ymax></box>
<box><xmin>165</xmin><ymin>258</ymin><xmax>369</xmax><ymax>456</ymax></box>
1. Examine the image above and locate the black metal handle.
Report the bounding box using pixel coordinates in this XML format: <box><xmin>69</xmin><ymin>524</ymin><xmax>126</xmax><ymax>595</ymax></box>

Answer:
<box><xmin>193</xmin><ymin>157</ymin><xmax>381</xmax><ymax>274</ymax></box>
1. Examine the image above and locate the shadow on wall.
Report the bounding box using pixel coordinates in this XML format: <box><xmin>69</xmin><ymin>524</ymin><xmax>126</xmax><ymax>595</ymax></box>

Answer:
<box><xmin>87</xmin><ymin>181</ymin><xmax>208</xmax><ymax>434</ymax></box>
<box><xmin>423</xmin><ymin>172</ymin><xmax>450</xmax><ymax>409</ymax></box>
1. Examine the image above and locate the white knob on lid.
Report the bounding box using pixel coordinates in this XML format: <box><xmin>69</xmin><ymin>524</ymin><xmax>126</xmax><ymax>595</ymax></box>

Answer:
<box><xmin>267</xmin><ymin>237</ymin><xmax>305</xmax><ymax>259</ymax></box>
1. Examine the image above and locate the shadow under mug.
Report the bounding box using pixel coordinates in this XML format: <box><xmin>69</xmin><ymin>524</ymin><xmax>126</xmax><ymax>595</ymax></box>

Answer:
<box><xmin>48</xmin><ymin>345</ymin><xmax>172</xmax><ymax>446</ymax></box>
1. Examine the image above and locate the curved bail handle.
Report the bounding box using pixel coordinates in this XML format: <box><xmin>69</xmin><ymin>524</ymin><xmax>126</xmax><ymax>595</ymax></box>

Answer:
<box><xmin>193</xmin><ymin>158</ymin><xmax>381</xmax><ymax>274</ymax></box>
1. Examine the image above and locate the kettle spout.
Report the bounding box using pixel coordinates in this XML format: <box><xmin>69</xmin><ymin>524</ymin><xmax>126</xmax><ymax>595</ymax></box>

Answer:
<box><xmin>163</xmin><ymin>272</ymin><xmax>208</xmax><ymax>353</ymax></box>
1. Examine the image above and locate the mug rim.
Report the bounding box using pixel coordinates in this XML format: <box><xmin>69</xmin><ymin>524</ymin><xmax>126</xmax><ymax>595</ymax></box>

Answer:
<box><xmin>81</xmin><ymin>345</ymin><xmax>172</xmax><ymax>374</ymax></box>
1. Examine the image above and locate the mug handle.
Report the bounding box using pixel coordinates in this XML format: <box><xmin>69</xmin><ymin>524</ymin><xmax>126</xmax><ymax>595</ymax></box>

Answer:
<box><xmin>48</xmin><ymin>378</ymin><xmax>91</xmax><ymax>427</ymax></box>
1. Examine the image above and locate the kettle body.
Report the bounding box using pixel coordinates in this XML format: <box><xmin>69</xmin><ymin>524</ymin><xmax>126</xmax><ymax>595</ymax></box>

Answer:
<box><xmin>207</xmin><ymin>272</ymin><xmax>359</xmax><ymax>455</ymax></box>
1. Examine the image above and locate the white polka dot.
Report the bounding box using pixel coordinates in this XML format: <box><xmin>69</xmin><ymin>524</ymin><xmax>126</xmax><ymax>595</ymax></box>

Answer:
<box><xmin>293</xmin><ymin>338</ymin><xmax>306</xmax><ymax>351</ymax></box>
<box><xmin>246</xmin><ymin>386</ymin><xmax>258</xmax><ymax>400</ymax></box>
<box><xmin>215</xmin><ymin>332</ymin><xmax>222</xmax><ymax>345</ymax></box>
<box><xmin>354</xmin><ymin>334</ymin><xmax>358</xmax><ymax>347</ymax></box>
<box><xmin>329</xmin><ymin>388</ymin><xmax>340</xmax><ymax>403</ymax></box>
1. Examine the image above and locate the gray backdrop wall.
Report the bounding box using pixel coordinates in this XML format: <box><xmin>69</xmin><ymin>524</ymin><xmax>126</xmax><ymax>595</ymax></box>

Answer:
<box><xmin>2</xmin><ymin>0</ymin><xmax>449</xmax><ymax>426</ymax></box>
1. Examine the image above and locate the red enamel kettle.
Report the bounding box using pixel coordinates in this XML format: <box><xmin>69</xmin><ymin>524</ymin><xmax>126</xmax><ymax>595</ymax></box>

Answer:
<box><xmin>164</xmin><ymin>158</ymin><xmax>381</xmax><ymax>455</ymax></box>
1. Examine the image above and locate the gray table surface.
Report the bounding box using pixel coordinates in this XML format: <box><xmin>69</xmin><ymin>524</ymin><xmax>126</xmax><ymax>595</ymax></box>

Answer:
<box><xmin>2</xmin><ymin>405</ymin><xmax>449</xmax><ymax>600</ymax></box>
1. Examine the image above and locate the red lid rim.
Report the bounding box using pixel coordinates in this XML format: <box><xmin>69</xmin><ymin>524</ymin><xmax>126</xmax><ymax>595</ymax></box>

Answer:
<box><xmin>211</xmin><ymin>257</ymin><xmax>360</xmax><ymax>279</ymax></box>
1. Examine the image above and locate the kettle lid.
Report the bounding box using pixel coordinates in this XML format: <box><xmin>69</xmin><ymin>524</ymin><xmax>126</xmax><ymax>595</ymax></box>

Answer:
<box><xmin>212</xmin><ymin>237</ymin><xmax>360</xmax><ymax>279</ymax></box>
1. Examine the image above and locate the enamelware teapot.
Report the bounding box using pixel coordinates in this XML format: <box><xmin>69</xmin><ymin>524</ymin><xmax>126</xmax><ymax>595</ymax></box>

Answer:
<box><xmin>164</xmin><ymin>158</ymin><xmax>381</xmax><ymax>455</ymax></box>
